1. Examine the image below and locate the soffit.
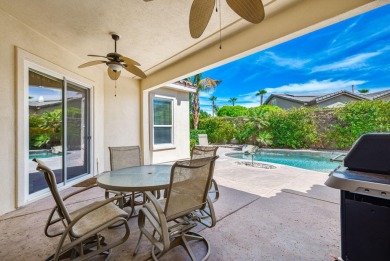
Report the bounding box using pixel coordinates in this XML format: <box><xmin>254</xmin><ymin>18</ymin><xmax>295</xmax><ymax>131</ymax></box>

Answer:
<box><xmin>0</xmin><ymin>0</ymin><xmax>289</xmax><ymax>78</ymax></box>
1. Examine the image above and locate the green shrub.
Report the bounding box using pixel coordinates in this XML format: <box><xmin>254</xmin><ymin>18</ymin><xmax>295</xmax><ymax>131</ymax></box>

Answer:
<box><xmin>266</xmin><ymin>108</ymin><xmax>319</xmax><ymax>149</ymax></box>
<box><xmin>190</xmin><ymin>139</ymin><xmax>197</xmax><ymax>152</ymax></box>
<box><xmin>327</xmin><ymin>100</ymin><xmax>390</xmax><ymax>149</ymax></box>
<box><xmin>246</xmin><ymin>105</ymin><xmax>281</xmax><ymax>117</ymax></box>
<box><xmin>198</xmin><ymin>117</ymin><xmax>236</xmax><ymax>143</ymax></box>
<box><xmin>234</xmin><ymin>117</ymin><xmax>268</xmax><ymax>145</ymax></box>
<box><xmin>216</xmin><ymin>105</ymin><xmax>248</xmax><ymax>117</ymax></box>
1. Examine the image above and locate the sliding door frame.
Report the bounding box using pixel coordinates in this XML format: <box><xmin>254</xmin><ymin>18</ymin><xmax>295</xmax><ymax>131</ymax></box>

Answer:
<box><xmin>16</xmin><ymin>48</ymin><xmax>95</xmax><ymax>207</ymax></box>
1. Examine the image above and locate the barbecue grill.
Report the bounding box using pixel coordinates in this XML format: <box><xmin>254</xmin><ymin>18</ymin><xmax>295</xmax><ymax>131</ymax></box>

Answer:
<box><xmin>325</xmin><ymin>133</ymin><xmax>390</xmax><ymax>261</ymax></box>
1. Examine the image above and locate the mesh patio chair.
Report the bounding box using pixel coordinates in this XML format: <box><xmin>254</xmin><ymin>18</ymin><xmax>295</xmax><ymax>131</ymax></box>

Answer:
<box><xmin>107</xmin><ymin>146</ymin><xmax>144</xmax><ymax>217</ymax></box>
<box><xmin>133</xmin><ymin>156</ymin><xmax>218</xmax><ymax>261</ymax></box>
<box><xmin>191</xmin><ymin>146</ymin><xmax>220</xmax><ymax>203</ymax></box>
<box><xmin>33</xmin><ymin>159</ymin><xmax>130</xmax><ymax>261</ymax></box>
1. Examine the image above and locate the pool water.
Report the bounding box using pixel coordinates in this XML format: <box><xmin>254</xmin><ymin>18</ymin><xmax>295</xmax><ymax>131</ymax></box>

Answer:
<box><xmin>29</xmin><ymin>151</ymin><xmax>62</xmax><ymax>160</ymax></box>
<box><xmin>227</xmin><ymin>150</ymin><xmax>341</xmax><ymax>173</ymax></box>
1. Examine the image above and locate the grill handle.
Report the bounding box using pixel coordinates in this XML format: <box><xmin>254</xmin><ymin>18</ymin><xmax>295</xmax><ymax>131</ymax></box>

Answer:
<box><xmin>330</xmin><ymin>153</ymin><xmax>347</xmax><ymax>162</ymax></box>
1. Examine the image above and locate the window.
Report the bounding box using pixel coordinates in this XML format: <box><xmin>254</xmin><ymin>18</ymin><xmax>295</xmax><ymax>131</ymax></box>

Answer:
<box><xmin>152</xmin><ymin>97</ymin><xmax>174</xmax><ymax>147</ymax></box>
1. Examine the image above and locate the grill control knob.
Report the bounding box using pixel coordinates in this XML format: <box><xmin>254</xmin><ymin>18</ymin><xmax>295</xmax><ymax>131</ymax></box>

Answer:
<box><xmin>381</xmin><ymin>192</ymin><xmax>386</xmax><ymax>196</ymax></box>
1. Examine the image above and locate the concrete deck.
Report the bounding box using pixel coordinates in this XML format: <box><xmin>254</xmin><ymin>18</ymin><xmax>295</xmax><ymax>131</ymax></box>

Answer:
<box><xmin>0</xmin><ymin>148</ymin><xmax>340</xmax><ymax>260</ymax></box>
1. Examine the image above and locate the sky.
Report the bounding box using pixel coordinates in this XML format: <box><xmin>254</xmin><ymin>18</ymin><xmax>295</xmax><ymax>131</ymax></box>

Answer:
<box><xmin>197</xmin><ymin>4</ymin><xmax>390</xmax><ymax>114</ymax></box>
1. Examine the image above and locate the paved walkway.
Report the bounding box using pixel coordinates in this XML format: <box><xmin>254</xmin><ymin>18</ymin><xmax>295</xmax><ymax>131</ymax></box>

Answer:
<box><xmin>0</xmin><ymin>148</ymin><xmax>340</xmax><ymax>260</ymax></box>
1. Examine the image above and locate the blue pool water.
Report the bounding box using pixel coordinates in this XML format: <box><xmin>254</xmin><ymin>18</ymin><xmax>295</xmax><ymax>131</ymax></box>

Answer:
<box><xmin>227</xmin><ymin>150</ymin><xmax>342</xmax><ymax>173</ymax></box>
<box><xmin>29</xmin><ymin>151</ymin><xmax>62</xmax><ymax>160</ymax></box>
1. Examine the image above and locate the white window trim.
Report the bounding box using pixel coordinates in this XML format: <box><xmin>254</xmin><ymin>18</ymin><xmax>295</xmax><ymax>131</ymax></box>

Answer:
<box><xmin>150</xmin><ymin>94</ymin><xmax>176</xmax><ymax>151</ymax></box>
<box><xmin>16</xmin><ymin>48</ymin><xmax>96</xmax><ymax>207</ymax></box>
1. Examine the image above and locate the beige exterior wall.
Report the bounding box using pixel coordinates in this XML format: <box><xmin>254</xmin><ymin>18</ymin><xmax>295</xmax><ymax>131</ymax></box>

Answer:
<box><xmin>103</xmin><ymin>75</ymin><xmax>141</xmax><ymax>171</ymax></box>
<box><xmin>0</xmin><ymin>9</ymin><xmax>107</xmax><ymax>215</ymax></box>
<box><xmin>315</xmin><ymin>95</ymin><xmax>361</xmax><ymax>108</ymax></box>
<box><xmin>268</xmin><ymin>97</ymin><xmax>303</xmax><ymax>109</ymax></box>
<box><xmin>144</xmin><ymin>88</ymin><xmax>190</xmax><ymax>164</ymax></box>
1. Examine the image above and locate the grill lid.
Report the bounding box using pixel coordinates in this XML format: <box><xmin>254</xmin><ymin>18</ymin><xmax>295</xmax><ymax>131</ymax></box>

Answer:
<box><xmin>344</xmin><ymin>133</ymin><xmax>390</xmax><ymax>175</ymax></box>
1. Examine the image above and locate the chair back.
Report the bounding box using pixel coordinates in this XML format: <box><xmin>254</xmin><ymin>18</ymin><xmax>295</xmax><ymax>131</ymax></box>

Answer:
<box><xmin>33</xmin><ymin>158</ymin><xmax>72</xmax><ymax>223</ymax></box>
<box><xmin>191</xmin><ymin>146</ymin><xmax>218</xmax><ymax>159</ymax></box>
<box><xmin>164</xmin><ymin>156</ymin><xmax>218</xmax><ymax>220</ymax></box>
<box><xmin>198</xmin><ymin>134</ymin><xmax>209</xmax><ymax>146</ymax></box>
<box><xmin>109</xmin><ymin>146</ymin><xmax>141</xmax><ymax>170</ymax></box>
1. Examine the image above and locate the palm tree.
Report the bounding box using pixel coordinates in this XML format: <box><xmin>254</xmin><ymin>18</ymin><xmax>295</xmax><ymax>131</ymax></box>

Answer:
<box><xmin>209</xmin><ymin>96</ymin><xmax>217</xmax><ymax>116</ymax></box>
<box><xmin>256</xmin><ymin>89</ymin><xmax>267</xmax><ymax>105</ymax></box>
<box><xmin>186</xmin><ymin>74</ymin><xmax>221</xmax><ymax>129</ymax></box>
<box><xmin>228</xmin><ymin>97</ymin><xmax>237</xmax><ymax>106</ymax></box>
<box><xmin>358</xmin><ymin>89</ymin><xmax>369</xmax><ymax>94</ymax></box>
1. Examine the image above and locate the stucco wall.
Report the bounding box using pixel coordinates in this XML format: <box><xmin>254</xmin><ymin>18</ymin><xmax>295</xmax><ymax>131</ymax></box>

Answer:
<box><xmin>269</xmin><ymin>97</ymin><xmax>303</xmax><ymax>109</ymax></box>
<box><xmin>0</xmin><ymin>9</ymin><xmax>106</xmax><ymax>215</ymax></box>
<box><xmin>149</xmin><ymin>88</ymin><xmax>190</xmax><ymax>164</ymax></box>
<box><xmin>316</xmin><ymin>95</ymin><xmax>360</xmax><ymax>108</ymax></box>
<box><xmin>103</xmin><ymin>74</ymin><xmax>141</xmax><ymax>170</ymax></box>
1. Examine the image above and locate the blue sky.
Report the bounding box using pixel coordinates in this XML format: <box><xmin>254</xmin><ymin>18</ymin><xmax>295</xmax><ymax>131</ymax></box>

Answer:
<box><xmin>197</xmin><ymin>4</ymin><xmax>390</xmax><ymax>114</ymax></box>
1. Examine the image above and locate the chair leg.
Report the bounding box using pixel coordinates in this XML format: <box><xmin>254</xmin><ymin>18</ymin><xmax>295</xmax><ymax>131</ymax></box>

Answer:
<box><xmin>133</xmin><ymin>232</ymin><xmax>143</xmax><ymax>256</ymax></box>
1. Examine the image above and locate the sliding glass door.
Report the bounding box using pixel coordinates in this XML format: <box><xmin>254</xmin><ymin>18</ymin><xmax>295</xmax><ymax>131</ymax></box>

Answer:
<box><xmin>66</xmin><ymin>83</ymin><xmax>90</xmax><ymax>181</ymax></box>
<box><xmin>28</xmin><ymin>69</ymin><xmax>90</xmax><ymax>195</ymax></box>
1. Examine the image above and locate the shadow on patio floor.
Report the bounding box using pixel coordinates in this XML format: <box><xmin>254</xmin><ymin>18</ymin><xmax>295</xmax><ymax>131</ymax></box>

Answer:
<box><xmin>0</xmin><ymin>182</ymin><xmax>339</xmax><ymax>261</ymax></box>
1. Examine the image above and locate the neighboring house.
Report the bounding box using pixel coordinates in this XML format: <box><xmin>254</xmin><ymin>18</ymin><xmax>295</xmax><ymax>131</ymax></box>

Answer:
<box><xmin>361</xmin><ymin>89</ymin><xmax>390</xmax><ymax>101</ymax></box>
<box><xmin>264</xmin><ymin>89</ymin><xmax>390</xmax><ymax>110</ymax></box>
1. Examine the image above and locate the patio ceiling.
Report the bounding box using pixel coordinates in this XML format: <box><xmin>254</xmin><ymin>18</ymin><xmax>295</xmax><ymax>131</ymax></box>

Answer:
<box><xmin>0</xmin><ymin>0</ymin><xmax>385</xmax><ymax>86</ymax></box>
<box><xmin>0</xmin><ymin>0</ymin><xmax>280</xmax><ymax>76</ymax></box>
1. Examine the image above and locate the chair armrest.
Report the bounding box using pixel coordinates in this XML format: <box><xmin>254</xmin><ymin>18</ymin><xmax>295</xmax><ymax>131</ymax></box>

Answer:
<box><xmin>144</xmin><ymin>191</ymin><xmax>165</xmax><ymax>216</ymax></box>
<box><xmin>63</xmin><ymin>184</ymin><xmax>98</xmax><ymax>201</ymax></box>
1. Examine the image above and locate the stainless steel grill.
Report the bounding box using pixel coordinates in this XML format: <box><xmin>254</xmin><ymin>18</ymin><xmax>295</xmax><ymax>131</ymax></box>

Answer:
<box><xmin>325</xmin><ymin>133</ymin><xmax>390</xmax><ymax>261</ymax></box>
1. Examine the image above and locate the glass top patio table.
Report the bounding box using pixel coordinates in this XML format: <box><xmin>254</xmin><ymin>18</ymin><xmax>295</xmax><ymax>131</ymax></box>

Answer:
<box><xmin>97</xmin><ymin>164</ymin><xmax>172</xmax><ymax>192</ymax></box>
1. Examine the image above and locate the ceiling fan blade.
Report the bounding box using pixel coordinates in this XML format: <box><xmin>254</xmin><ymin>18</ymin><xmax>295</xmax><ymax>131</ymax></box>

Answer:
<box><xmin>107</xmin><ymin>68</ymin><xmax>121</xmax><ymax>80</ymax></box>
<box><xmin>119</xmin><ymin>56</ymin><xmax>141</xmax><ymax>66</ymax></box>
<box><xmin>78</xmin><ymin>60</ymin><xmax>106</xmax><ymax>68</ymax></box>
<box><xmin>226</xmin><ymin>0</ymin><xmax>265</xmax><ymax>24</ymax></box>
<box><xmin>189</xmin><ymin>0</ymin><xmax>215</xmax><ymax>38</ymax></box>
<box><xmin>87</xmin><ymin>54</ymin><xmax>109</xmax><ymax>59</ymax></box>
<box><xmin>123</xmin><ymin>64</ymin><xmax>147</xmax><ymax>79</ymax></box>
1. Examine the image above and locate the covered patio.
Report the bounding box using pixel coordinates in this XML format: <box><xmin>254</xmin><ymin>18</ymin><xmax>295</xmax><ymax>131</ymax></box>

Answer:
<box><xmin>0</xmin><ymin>0</ymin><xmax>388</xmax><ymax>260</ymax></box>
<box><xmin>0</xmin><ymin>148</ymin><xmax>339</xmax><ymax>260</ymax></box>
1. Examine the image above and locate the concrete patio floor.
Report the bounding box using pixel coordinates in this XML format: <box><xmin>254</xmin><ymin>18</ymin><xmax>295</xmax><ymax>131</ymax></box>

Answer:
<box><xmin>0</xmin><ymin>147</ymin><xmax>340</xmax><ymax>260</ymax></box>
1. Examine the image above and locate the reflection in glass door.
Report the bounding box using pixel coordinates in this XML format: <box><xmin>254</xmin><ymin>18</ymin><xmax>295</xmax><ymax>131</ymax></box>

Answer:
<box><xmin>28</xmin><ymin>69</ymin><xmax>90</xmax><ymax>196</ymax></box>
<box><xmin>66</xmin><ymin>83</ymin><xmax>89</xmax><ymax>181</ymax></box>
<box><xmin>28</xmin><ymin>70</ymin><xmax>63</xmax><ymax>194</ymax></box>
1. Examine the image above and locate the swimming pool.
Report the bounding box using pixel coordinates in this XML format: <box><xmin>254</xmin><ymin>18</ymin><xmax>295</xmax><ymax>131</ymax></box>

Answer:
<box><xmin>29</xmin><ymin>150</ymin><xmax>62</xmax><ymax>160</ymax></box>
<box><xmin>227</xmin><ymin>149</ymin><xmax>342</xmax><ymax>173</ymax></box>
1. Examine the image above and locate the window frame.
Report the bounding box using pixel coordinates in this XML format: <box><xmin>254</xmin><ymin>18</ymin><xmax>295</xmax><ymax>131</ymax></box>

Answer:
<box><xmin>150</xmin><ymin>94</ymin><xmax>175</xmax><ymax>150</ymax></box>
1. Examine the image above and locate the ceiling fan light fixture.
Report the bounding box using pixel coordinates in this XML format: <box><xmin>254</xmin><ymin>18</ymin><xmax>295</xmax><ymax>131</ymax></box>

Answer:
<box><xmin>108</xmin><ymin>63</ymin><xmax>122</xmax><ymax>72</ymax></box>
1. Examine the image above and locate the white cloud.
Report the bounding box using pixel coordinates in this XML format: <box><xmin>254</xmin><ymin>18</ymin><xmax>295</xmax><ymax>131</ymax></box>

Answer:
<box><xmin>265</xmin><ymin>79</ymin><xmax>366</xmax><ymax>94</ymax></box>
<box><xmin>311</xmin><ymin>51</ymin><xmax>381</xmax><ymax>73</ymax></box>
<box><xmin>257</xmin><ymin>52</ymin><xmax>311</xmax><ymax>69</ymax></box>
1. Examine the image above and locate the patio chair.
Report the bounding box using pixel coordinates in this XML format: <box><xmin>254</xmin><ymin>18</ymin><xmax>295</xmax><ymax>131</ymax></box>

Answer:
<box><xmin>108</xmin><ymin>146</ymin><xmax>144</xmax><ymax>217</ymax></box>
<box><xmin>198</xmin><ymin>134</ymin><xmax>209</xmax><ymax>146</ymax></box>
<box><xmin>133</xmin><ymin>156</ymin><xmax>218</xmax><ymax>260</ymax></box>
<box><xmin>33</xmin><ymin>159</ymin><xmax>130</xmax><ymax>261</ymax></box>
<box><xmin>191</xmin><ymin>146</ymin><xmax>220</xmax><ymax>203</ymax></box>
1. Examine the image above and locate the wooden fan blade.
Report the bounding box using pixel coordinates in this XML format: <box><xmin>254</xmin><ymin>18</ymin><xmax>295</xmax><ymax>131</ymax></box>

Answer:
<box><xmin>107</xmin><ymin>68</ymin><xmax>121</xmax><ymax>80</ymax></box>
<box><xmin>227</xmin><ymin>0</ymin><xmax>265</xmax><ymax>24</ymax></box>
<box><xmin>78</xmin><ymin>60</ymin><xmax>106</xmax><ymax>68</ymax></box>
<box><xmin>123</xmin><ymin>64</ymin><xmax>147</xmax><ymax>79</ymax></box>
<box><xmin>119</xmin><ymin>56</ymin><xmax>141</xmax><ymax>66</ymax></box>
<box><xmin>189</xmin><ymin>0</ymin><xmax>215</xmax><ymax>38</ymax></box>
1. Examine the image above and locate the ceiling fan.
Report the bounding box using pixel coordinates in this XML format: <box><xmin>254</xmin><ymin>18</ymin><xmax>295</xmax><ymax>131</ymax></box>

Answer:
<box><xmin>78</xmin><ymin>33</ymin><xmax>146</xmax><ymax>80</ymax></box>
<box><xmin>189</xmin><ymin>0</ymin><xmax>265</xmax><ymax>38</ymax></box>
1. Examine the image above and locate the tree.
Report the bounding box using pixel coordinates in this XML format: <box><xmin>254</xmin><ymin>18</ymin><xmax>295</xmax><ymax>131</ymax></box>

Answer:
<box><xmin>256</xmin><ymin>89</ymin><xmax>267</xmax><ymax>105</ymax></box>
<box><xmin>209</xmin><ymin>96</ymin><xmax>217</xmax><ymax>116</ymax></box>
<box><xmin>228</xmin><ymin>97</ymin><xmax>237</xmax><ymax>106</ymax></box>
<box><xmin>358</xmin><ymin>89</ymin><xmax>369</xmax><ymax>94</ymax></box>
<box><xmin>186</xmin><ymin>74</ymin><xmax>221</xmax><ymax>129</ymax></box>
